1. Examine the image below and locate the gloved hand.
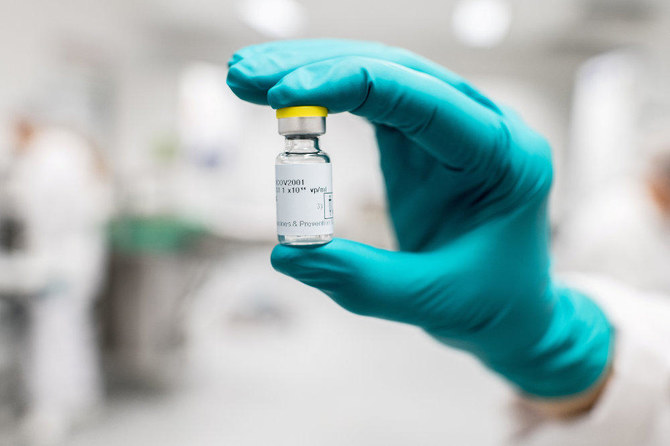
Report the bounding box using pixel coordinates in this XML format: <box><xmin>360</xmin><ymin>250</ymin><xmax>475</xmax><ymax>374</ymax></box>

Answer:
<box><xmin>227</xmin><ymin>40</ymin><xmax>612</xmax><ymax>398</ymax></box>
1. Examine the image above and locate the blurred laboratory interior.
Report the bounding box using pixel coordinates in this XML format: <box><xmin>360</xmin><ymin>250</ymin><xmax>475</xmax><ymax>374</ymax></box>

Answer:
<box><xmin>1</xmin><ymin>0</ymin><xmax>670</xmax><ymax>445</ymax></box>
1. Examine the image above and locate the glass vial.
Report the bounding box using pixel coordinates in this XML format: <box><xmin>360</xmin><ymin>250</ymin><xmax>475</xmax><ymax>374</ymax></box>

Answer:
<box><xmin>275</xmin><ymin>106</ymin><xmax>333</xmax><ymax>246</ymax></box>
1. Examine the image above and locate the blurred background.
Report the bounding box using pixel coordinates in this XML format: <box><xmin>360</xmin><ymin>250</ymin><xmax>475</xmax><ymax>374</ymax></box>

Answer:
<box><xmin>0</xmin><ymin>0</ymin><xmax>669</xmax><ymax>444</ymax></box>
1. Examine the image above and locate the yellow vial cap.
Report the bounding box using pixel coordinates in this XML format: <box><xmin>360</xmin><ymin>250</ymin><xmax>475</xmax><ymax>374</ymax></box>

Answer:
<box><xmin>276</xmin><ymin>106</ymin><xmax>328</xmax><ymax>119</ymax></box>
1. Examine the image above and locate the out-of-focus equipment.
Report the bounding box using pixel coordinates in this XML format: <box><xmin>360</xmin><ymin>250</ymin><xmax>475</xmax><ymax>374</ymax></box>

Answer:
<box><xmin>102</xmin><ymin>216</ymin><xmax>209</xmax><ymax>389</ymax></box>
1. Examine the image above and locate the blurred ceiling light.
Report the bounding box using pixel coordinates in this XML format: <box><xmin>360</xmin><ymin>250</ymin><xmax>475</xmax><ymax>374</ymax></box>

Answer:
<box><xmin>238</xmin><ymin>0</ymin><xmax>306</xmax><ymax>38</ymax></box>
<box><xmin>451</xmin><ymin>0</ymin><xmax>512</xmax><ymax>48</ymax></box>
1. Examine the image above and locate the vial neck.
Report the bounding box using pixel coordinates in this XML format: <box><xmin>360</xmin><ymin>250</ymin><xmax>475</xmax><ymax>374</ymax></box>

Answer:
<box><xmin>285</xmin><ymin>136</ymin><xmax>320</xmax><ymax>153</ymax></box>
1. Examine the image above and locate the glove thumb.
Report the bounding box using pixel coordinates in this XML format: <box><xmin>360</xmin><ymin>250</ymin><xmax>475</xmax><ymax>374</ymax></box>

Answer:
<box><xmin>271</xmin><ymin>238</ymin><xmax>417</xmax><ymax>320</ymax></box>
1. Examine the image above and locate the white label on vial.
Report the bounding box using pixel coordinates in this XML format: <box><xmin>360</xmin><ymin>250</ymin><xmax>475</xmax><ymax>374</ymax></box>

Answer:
<box><xmin>275</xmin><ymin>163</ymin><xmax>333</xmax><ymax>236</ymax></box>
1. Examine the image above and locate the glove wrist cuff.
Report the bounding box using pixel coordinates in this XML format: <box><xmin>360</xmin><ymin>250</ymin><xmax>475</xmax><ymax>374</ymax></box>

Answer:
<box><xmin>503</xmin><ymin>286</ymin><xmax>614</xmax><ymax>398</ymax></box>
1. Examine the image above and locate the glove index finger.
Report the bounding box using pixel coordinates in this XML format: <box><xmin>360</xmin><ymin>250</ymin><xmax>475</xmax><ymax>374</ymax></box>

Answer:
<box><xmin>267</xmin><ymin>57</ymin><xmax>505</xmax><ymax>170</ymax></box>
<box><xmin>227</xmin><ymin>39</ymin><xmax>497</xmax><ymax>111</ymax></box>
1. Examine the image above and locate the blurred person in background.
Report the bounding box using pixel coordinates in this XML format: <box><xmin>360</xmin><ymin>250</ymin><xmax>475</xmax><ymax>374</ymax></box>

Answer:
<box><xmin>557</xmin><ymin>147</ymin><xmax>670</xmax><ymax>294</ymax></box>
<box><xmin>228</xmin><ymin>40</ymin><xmax>670</xmax><ymax>445</ymax></box>
<box><xmin>0</xmin><ymin>117</ymin><xmax>112</xmax><ymax>445</ymax></box>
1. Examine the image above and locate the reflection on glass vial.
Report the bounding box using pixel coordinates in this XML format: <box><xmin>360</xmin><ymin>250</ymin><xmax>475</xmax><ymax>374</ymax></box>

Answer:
<box><xmin>275</xmin><ymin>106</ymin><xmax>333</xmax><ymax>246</ymax></box>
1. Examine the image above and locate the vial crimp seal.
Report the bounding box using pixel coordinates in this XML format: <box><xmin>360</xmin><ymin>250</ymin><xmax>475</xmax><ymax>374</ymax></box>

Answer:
<box><xmin>275</xmin><ymin>106</ymin><xmax>333</xmax><ymax>246</ymax></box>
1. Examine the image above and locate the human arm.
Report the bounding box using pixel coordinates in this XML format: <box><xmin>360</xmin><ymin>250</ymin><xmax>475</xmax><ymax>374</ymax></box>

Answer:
<box><xmin>227</xmin><ymin>39</ymin><xmax>613</xmax><ymax>408</ymax></box>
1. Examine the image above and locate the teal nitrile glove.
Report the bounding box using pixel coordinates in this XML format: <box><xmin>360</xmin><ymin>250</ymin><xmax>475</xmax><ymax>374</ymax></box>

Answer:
<box><xmin>227</xmin><ymin>40</ymin><xmax>613</xmax><ymax>398</ymax></box>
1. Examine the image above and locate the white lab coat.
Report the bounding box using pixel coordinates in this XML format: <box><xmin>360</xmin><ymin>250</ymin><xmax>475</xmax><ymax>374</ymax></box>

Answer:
<box><xmin>0</xmin><ymin>126</ymin><xmax>112</xmax><ymax>440</ymax></box>
<box><xmin>556</xmin><ymin>178</ymin><xmax>670</xmax><ymax>293</ymax></box>
<box><xmin>514</xmin><ymin>274</ymin><xmax>670</xmax><ymax>445</ymax></box>
<box><xmin>547</xmin><ymin>180</ymin><xmax>670</xmax><ymax>444</ymax></box>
